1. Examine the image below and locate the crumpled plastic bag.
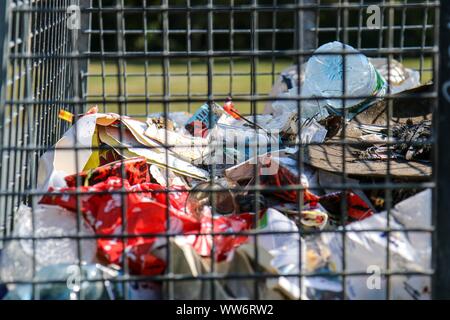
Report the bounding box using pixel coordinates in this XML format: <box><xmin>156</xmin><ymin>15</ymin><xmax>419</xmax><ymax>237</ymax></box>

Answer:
<box><xmin>320</xmin><ymin>211</ymin><xmax>430</xmax><ymax>299</ymax></box>
<box><xmin>39</xmin><ymin>176</ymin><xmax>252</xmax><ymax>273</ymax></box>
<box><xmin>4</xmin><ymin>263</ymin><xmax>121</xmax><ymax>300</ymax></box>
<box><xmin>0</xmin><ymin>204</ymin><xmax>97</xmax><ymax>282</ymax></box>
<box><xmin>37</xmin><ymin>113</ymin><xmax>120</xmax><ymax>191</ymax></box>
<box><xmin>39</xmin><ymin>177</ymin><xmax>195</xmax><ymax>275</ymax></box>
<box><xmin>390</xmin><ymin>189</ymin><xmax>431</xmax><ymax>269</ymax></box>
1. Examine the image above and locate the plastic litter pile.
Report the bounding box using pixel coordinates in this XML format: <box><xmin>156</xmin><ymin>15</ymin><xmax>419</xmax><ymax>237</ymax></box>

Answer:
<box><xmin>0</xmin><ymin>42</ymin><xmax>432</xmax><ymax>300</ymax></box>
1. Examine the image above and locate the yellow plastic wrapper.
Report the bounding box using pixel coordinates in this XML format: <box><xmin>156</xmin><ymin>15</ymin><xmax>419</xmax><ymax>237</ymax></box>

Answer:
<box><xmin>58</xmin><ymin>109</ymin><xmax>74</xmax><ymax>123</ymax></box>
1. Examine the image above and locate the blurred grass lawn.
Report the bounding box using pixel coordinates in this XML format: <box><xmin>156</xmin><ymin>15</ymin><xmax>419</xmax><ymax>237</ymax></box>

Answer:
<box><xmin>86</xmin><ymin>57</ymin><xmax>433</xmax><ymax>116</ymax></box>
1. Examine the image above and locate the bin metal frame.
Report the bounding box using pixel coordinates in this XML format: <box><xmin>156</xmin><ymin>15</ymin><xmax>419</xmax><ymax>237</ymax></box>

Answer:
<box><xmin>0</xmin><ymin>0</ymin><xmax>448</xmax><ymax>299</ymax></box>
<box><xmin>436</xmin><ymin>0</ymin><xmax>450</xmax><ymax>300</ymax></box>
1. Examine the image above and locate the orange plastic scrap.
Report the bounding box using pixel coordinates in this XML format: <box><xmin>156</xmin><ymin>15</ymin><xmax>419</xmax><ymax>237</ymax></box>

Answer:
<box><xmin>58</xmin><ymin>109</ymin><xmax>74</xmax><ymax>123</ymax></box>
<box><xmin>223</xmin><ymin>98</ymin><xmax>241</xmax><ymax>119</ymax></box>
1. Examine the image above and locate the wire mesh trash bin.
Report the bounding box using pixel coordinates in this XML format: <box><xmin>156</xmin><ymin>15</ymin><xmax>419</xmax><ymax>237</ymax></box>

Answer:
<box><xmin>0</xmin><ymin>0</ymin><xmax>449</xmax><ymax>300</ymax></box>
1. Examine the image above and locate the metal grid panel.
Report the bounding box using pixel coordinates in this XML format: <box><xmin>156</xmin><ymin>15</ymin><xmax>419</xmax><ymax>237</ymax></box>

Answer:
<box><xmin>0</xmin><ymin>0</ymin><xmax>81</xmax><ymax>237</ymax></box>
<box><xmin>0</xmin><ymin>0</ymin><xmax>445</xmax><ymax>300</ymax></box>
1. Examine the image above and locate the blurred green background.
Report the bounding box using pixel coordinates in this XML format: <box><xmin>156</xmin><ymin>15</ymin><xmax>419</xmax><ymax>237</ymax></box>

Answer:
<box><xmin>87</xmin><ymin>57</ymin><xmax>432</xmax><ymax>115</ymax></box>
<box><xmin>86</xmin><ymin>0</ymin><xmax>435</xmax><ymax>115</ymax></box>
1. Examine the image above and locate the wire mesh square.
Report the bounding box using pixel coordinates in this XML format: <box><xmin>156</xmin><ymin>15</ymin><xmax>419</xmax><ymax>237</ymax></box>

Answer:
<box><xmin>0</xmin><ymin>0</ymin><xmax>443</xmax><ymax>300</ymax></box>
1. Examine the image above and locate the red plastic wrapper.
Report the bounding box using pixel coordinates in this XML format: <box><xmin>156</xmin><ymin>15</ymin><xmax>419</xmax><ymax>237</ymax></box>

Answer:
<box><xmin>259</xmin><ymin>158</ymin><xmax>320</xmax><ymax>205</ymax></box>
<box><xmin>188</xmin><ymin>213</ymin><xmax>253</xmax><ymax>261</ymax></box>
<box><xmin>65</xmin><ymin>157</ymin><xmax>150</xmax><ymax>187</ymax></box>
<box><xmin>319</xmin><ymin>191</ymin><xmax>374</xmax><ymax>222</ymax></box>
<box><xmin>130</xmin><ymin>182</ymin><xmax>188</xmax><ymax>214</ymax></box>
<box><xmin>40</xmin><ymin>177</ymin><xmax>196</xmax><ymax>274</ymax></box>
<box><xmin>40</xmin><ymin>176</ymin><xmax>252</xmax><ymax>273</ymax></box>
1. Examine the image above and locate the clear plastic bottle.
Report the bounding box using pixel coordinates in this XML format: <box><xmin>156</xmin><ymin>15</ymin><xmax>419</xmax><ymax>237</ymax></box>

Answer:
<box><xmin>301</xmin><ymin>41</ymin><xmax>386</xmax><ymax>114</ymax></box>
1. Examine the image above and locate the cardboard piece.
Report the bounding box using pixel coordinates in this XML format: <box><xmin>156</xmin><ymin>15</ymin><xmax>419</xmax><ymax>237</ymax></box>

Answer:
<box><xmin>305</xmin><ymin>138</ymin><xmax>431</xmax><ymax>178</ymax></box>
<box><xmin>38</xmin><ymin>112</ymin><xmax>209</xmax><ymax>193</ymax></box>
<box><xmin>98</xmin><ymin>126</ymin><xmax>208</xmax><ymax>180</ymax></box>
<box><xmin>144</xmin><ymin>121</ymin><xmax>206</xmax><ymax>162</ymax></box>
